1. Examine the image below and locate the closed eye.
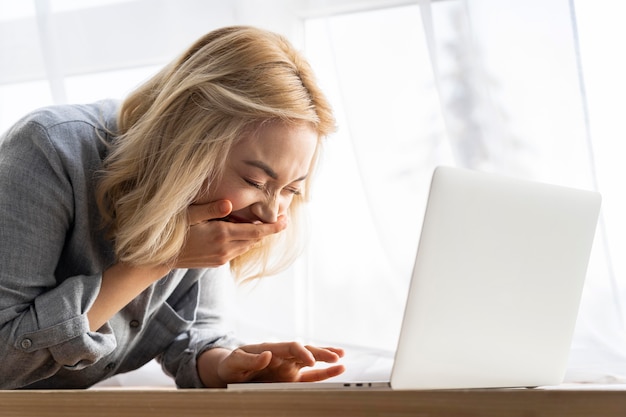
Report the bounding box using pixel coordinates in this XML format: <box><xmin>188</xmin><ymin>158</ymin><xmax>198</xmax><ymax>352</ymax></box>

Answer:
<box><xmin>245</xmin><ymin>179</ymin><xmax>265</xmax><ymax>190</ymax></box>
<box><xmin>246</xmin><ymin>178</ymin><xmax>301</xmax><ymax>196</ymax></box>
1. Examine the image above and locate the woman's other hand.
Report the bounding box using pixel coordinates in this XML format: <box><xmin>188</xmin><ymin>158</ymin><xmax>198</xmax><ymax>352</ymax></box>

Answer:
<box><xmin>197</xmin><ymin>342</ymin><xmax>346</xmax><ymax>388</ymax></box>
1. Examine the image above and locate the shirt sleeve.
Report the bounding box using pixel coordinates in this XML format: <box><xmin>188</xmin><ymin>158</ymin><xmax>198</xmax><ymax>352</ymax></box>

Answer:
<box><xmin>157</xmin><ymin>265</ymin><xmax>243</xmax><ymax>388</ymax></box>
<box><xmin>0</xmin><ymin>119</ymin><xmax>117</xmax><ymax>389</ymax></box>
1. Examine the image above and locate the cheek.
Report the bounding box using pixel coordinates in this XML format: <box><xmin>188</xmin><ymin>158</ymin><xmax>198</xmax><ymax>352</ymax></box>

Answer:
<box><xmin>195</xmin><ymin>176</ymin><xmax>250</xmax><ymax>208</ymax></box>
<box><xmin>214</xmin><ymin>188</ymin><xmax>256</xmax><ymax>211</ymax></box>
<box><xmin>229</xmin><ymin>192</ymin><xmax>256</xmax><ymax>212</ymax></box>
<box><xmin>279</xmin><ymin>194</ymin><xmax>297</xmax><ymax>213</ymax></box>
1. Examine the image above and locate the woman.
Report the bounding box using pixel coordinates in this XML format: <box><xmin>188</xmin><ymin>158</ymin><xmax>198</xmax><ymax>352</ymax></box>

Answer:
<box><xmin>0</xmin><ymin>25</ymin><xmax>344</xmax><ymax>389</ymax></box>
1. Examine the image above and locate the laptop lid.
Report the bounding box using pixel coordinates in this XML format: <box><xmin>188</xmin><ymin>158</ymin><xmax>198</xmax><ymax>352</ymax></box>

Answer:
<box><xmin>390</xmin><ymin>166</ymin><xmax>601</xmax><ymax>390</ymax></box>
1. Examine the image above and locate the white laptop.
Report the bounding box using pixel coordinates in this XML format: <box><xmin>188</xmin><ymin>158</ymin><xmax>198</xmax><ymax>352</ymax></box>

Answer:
<box><xmin>228</xmin><ymin>166</ymin><xmax>602</xmax><ymax>390</ymax></box>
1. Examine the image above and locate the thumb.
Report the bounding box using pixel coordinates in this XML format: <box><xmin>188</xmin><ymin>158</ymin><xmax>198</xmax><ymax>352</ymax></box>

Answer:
<box><xmin>188</xmin><ymin>200</ymin><xmax>232</xmax><ymax>225</ymax></box>
<box><xmin>230</xmin><ymin>349</ymin><xmax>273</xmax><ymax>372</ymax></box>
<box><xmin>220</xmin><ymin>350</ymin><xmax>273</xmax><ymax>383</ymax></box>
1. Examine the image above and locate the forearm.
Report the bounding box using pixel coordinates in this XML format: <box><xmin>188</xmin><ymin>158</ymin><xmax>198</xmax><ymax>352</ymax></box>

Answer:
<box><xmin>87</xmin><ymin>262</ymin><xmax>170</xmax><ymax>331</ymax></box>
<box><xmin>0</xmin><ymin>271</ymin><xmax>119</xmax><ymax>389</ymax></box>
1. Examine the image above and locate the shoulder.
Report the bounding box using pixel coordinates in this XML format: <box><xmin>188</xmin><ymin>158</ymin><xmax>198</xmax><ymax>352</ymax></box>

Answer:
<box><xmin>2</xmin><ymin>100</ymin><xmax>119</xmax><ymax>143</ymax></box>
<box><xmin>13</xmin><ymin>99</ymin><xmax>119</xmax><ymax>128</ymax></box>
<box><xmin>0</xmin><ymin>100</ymin><xmax>121</xmax><ymax>189</ymax></box>
<box><xmin>1</xmin><ymin>100</ymin><xmax>119</xmax><ymax>146</ymax></box>
<box><xmin>0</xmin><ymin>100</ymin><xmax>120</xmax><ymax>162</ymax></box>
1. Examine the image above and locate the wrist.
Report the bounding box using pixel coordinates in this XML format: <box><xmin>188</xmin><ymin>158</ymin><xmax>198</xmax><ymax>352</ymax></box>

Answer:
<box><xmin>197</xmin><ymin>347</ymin><xmax>232</xmax><ymax>388</ymax></box>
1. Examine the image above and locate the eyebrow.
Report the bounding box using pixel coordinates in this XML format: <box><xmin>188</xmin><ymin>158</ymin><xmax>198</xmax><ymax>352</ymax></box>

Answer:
<box><xmin>244</xmin><ymin>160</ymin><xmax>308</xmax><ymax>182</ymax></box>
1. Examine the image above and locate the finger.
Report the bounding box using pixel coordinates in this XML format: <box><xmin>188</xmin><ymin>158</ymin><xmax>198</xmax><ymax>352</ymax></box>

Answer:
<box><xmin>225</xmin><ymin>217</ymin><xmax>288</xmax><ymax>242</ymax></box>
<box><xmin>188</xmin><ymin>200</ymin><xmax>232</xmax><ymax>225</ymax></box>
<box><xmin>239</xmin><ymin>342</ymin><xmax>315</xmax><ymax>367</ymax></box>
<box><xmin>326</xmin><ymin>347</ymin><xmax>345</xmax><ymax>358</ymax></box>
<box><xmin>304</xmin><ymin>345</ymin><xmax>345</xmax><ymax>363</ymax></box>
<box><xmin>298</xmin><ymin>364</ymin><xmax>346</xmax><ymax>383</ymax></box>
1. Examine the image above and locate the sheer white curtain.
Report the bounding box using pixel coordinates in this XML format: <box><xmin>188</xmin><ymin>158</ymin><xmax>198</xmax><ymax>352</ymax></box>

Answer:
<box><xmin>1</xmin><ymin>0</ymin><xmax>626</xmax><ymax>386</ymax></box>
<box><xmin>280</xmin><ymin>0</ymin><xmax>626</xmax><ymax>383</ymax></box>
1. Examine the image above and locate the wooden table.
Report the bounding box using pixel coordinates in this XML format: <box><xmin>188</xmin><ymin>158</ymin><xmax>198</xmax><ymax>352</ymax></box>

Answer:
<box><xmin>2</xmin><ymin>387</ymin><xmax>626</xmax><ymax>417</ymax></box>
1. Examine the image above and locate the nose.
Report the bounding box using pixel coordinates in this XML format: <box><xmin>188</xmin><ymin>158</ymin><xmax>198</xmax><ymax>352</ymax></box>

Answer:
<box><xmin>251</xmin><ymin>194</ymin><xmax>281</xmax><ymax>224</ymax></box>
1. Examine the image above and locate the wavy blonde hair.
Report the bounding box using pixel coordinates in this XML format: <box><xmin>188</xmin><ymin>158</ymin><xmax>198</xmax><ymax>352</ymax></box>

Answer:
<box><xmin>97</xmin><ymin>26</ymin><xmax>335</xmax><ymax>281</ymax></box>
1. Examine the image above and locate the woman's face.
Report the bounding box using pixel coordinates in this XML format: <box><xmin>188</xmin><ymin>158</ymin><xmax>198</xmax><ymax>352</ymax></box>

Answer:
<box><xmin>196</xmin><ymin>122</ymin><xmax>318</xmax><ymax>224</ymax></box>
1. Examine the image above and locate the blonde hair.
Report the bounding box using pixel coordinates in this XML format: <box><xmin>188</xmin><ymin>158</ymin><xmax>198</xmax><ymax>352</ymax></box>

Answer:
<box><xmin>97</xmin><ymin>26</ymin><xmax>335</xmax><ymax>281</ymax></box>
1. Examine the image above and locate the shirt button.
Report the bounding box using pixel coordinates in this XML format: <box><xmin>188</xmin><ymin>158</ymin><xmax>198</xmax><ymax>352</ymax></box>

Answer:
<box><xmin>129</xmin><ymin>320</ymin><xmax>140</xmax><ymax>328</ymax></box>
<box><xmin>20</xmin><ymin>338</ymin><xmax>33</xmax><ymax>350</ymax></box>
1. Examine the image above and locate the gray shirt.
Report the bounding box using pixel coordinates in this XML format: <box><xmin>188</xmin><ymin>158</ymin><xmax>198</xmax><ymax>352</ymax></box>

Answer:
<box><xmin>0</xmin><ymin>100</ymin><xmax>239</xmax><ymax>389</ymax></box>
